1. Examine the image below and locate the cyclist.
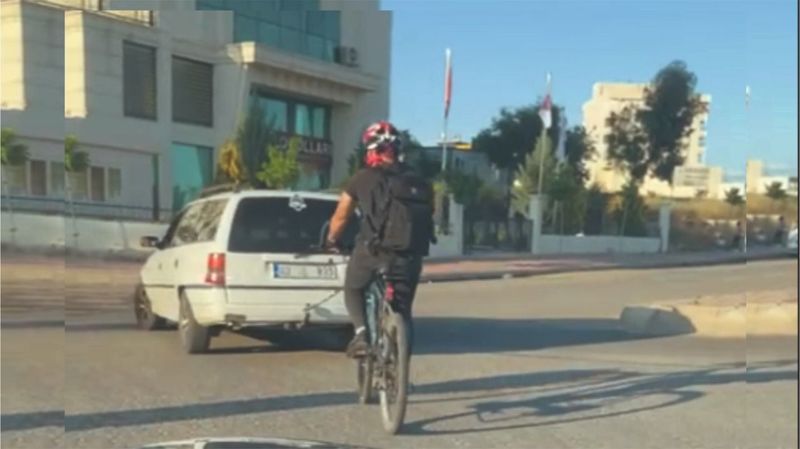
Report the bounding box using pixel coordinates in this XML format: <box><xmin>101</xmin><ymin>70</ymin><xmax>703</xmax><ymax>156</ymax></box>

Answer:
<box><xmin>325</xmin><ymin>120</ymin><xmax>435</xmax><ymax>358</ymax></box>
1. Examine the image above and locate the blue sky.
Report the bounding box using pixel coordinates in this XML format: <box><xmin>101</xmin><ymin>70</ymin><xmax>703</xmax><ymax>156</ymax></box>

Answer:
<box><xmin>383</xmin><ymin>0</ymin><xmax>798</xmax><ymax>178</ymax></box>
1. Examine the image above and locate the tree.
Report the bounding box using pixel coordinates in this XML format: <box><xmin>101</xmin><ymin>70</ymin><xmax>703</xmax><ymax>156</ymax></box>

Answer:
<box><xmin>441</xmin><ymin>169</ymin><xmax>483</xmax><ymax>207</ymax></box>
<box><xmin>724</xmin><ymin>187</ymin><xmax>745</xmax><ymax>218</ymax></box>
<box><xmin>584</xmin><ymin>184</ymin><xmax>608</xmax><ymax>235</ymax></box>
<box><xmin>64</xmin><ymin>134</ymin><xmax>90</xmax><ymax>174</ymax></box>
<box><xmin>605</xmin><ymin>61</ymin><xmax>705</xmax><ymax>186</ymax></box>
<box><xmin>236</xmin><ymin>98</ymin><xmax>274</xmax><ymax>185</ymax></box>
<box><xmin>547</xmin><ymin>164</ymin><xmax>586</xmax><ymax>234</ymax></box>
<box><xmin>563</xmin><ymin>125</ymin><xmax>595</xmax><ymax>183</ymax></box>
<box><xmin>1</xmin><ymin>128</ymin><xmax>29</xmax><ymax>167</ymax></box>
<box><xmin>605</xmin><ymin>104</ymin><xmax>649</xmax><ymax>183</ymax></box>
<box><xmin>256</xmin><ymin>137</ymin><xmax>300</xmax><ymax>189</ymax></box>
<box><xmin>639</xmin><ymin>61</ymin><xmax>706</xmax><ymax>183</ymax></box>
<box><xmin>613</xmin><ymin>180</ymin><xmax>648</xmax><ymax>236</ymax></box>
<box><xmin>765</xmin><ymin>181</ymin><xmax>787</xmax><ymax>213</ymax></box>
<box><xmin>510</xmin><ymin>134</ymin><xmax>556</xmax><ymax>216</ymax></box>
<box><xmin>472</xmin><ymin>104</ymin><xmax>564</xmax><ymax>172</ymax></box>
<box><xmin>214</xmin><ymin>139</ymin><xmax>246</xmax><ymax>185</ymax></box>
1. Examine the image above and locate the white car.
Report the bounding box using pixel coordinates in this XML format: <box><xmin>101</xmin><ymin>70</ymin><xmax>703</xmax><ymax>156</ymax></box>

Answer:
<box><xmin>787</xmin><ymin>226</ymin><xmax>798</xmax><ymax>255</ymax></box>
<box><xmin>135</xmin><ymin>188</ymin><xmax>357</xmax><ymax>354</ymax></box>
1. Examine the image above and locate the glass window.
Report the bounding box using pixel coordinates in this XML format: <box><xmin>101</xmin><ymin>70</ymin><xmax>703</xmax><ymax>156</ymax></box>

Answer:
<box><xmin>234</xmin><ymin>14</ymin><xmax>257</xmax><ymax>42</ymax></box>
<box><xmin>294</xmin><ymin>104</ymin><xmax>312</xmax><ymax>136</ymax></box>
<box><xmin>109</xmin><ymin>168</ymin><xmax>122</xmax><ymax>200</ymax></box>
<box><xmin>261</xmin><ymin>97</ymin><xmax>288</xmax><ymax>132</ymax></box>
<box><xmin>70</xmin><ymin>171</ymin><xmax>89</xmax><ymax>201</ymax></box>
<box><xmin>171</xmin><ymin>143</ymin><xmax>213</xmax><ymax>211</ymax></box>
<box><xmin>5</xmin><ymin>165</ymin><xmax>27</xmax><ymax>195</ymax></box>
<box><xmin>307</xmin><ymin>34</ymin><xmax>325</xmax><ymax>60</ymax></box>
<box><xmin>172</xmin><ymin>56</ymin><xmax>213</xmax><ymax>127</ymax></box>
<box><xmin>50</xmin><ymin>162</ymin><xmax>65</xmax><ymax>197</ymax></box>
<box><xmin>258</xmin><ymin>21</ymin><xmax>280</xmax><ymax>46</ymax></box>
<box><xmin>323</xmin><ymin>39</ymin><xmax>336</xmax><ymax>61</ymax></box>
<box><xmin>29</xmin><ymin>160</ymin><xmax>47</xmax><ymax>196</ymax></box>
<box><xmin>195</xmin><ymin>199</ymin><xmax>228</xmax><ymax>242</ymax></box>
<box><xmin>172</xmin><ymin>202</ymin><xmax>204</xmax><ymax>247</ymax></box>
<box><xmin>123</xmin><ymin>41</ymin><xmax>157</xmax><ymax>120</ymax></box>
<box><xmin>311</xmin><ymin>106</ymin><xmax>326</xmax><ymax>139</ymax></box>
<box><xmin>90</xmin><ymin>166</ymin><xmax>106</xmax><ymax>202</ymax></box>
<box><xmin>280</xmin><ymin>27</ymin><xmax>303</xmax><ymax>53</ymax></box>
<box><xmin>279</xmin><ymin>10</ymin><xmax>303</xmax><ymax>30</ymax></box>
<box><xmin>228</xmin><ymin>197</ymin><xmax>357</xmax><ymax>253</ymax></box>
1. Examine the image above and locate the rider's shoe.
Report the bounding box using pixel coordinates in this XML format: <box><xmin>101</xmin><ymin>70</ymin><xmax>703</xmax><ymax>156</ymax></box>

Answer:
<box><xmin>346</xmin><ymin>328</ymin><xmax>369</xmax><ymax>358</ymax></box>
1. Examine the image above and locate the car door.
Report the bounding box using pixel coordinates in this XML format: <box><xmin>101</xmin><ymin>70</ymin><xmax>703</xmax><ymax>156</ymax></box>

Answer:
<box><xmin>141</xmin><ymin>211</ymin><xmax>184</xmax><ymax>313</ymax></box>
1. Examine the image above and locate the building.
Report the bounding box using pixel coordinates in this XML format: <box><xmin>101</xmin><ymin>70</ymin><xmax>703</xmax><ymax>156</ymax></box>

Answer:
<box><xmin>745</xmin><ymin>159</ymin><xmax>798</xmax><ymax>197</ymax></box>
<box><xmin>418</xmin><ymin>141</ymin><xmax>510</xmax><ymax>193</ymax></box>
<box><xmin>1</xmin><ymin>0</ymin><xmax>390</xmax><ymax>219</ymax></box>
<box><xmin>582</xmin><ymin>82</ymin><xmax>713</xmax><ymax>198</ymax></box>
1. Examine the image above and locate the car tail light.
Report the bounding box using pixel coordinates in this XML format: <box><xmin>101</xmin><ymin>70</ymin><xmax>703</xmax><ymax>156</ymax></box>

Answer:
<box><xmin>205</xmin><ymin>253</ymin><xmax>226</xmax><ymax>286</ymax></box>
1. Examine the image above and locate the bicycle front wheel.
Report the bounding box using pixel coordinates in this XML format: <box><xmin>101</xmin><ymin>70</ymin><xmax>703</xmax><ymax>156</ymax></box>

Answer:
<box><xmin>378</xmin><ymin>310</ymin><xmax>409</xmax><ymax>434</ymax></box>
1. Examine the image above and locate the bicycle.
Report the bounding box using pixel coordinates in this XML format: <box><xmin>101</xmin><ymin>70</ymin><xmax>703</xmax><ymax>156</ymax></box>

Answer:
<box><xmin>356</xmin><ymin>265</ymin><xmax>411</xmax><ymax>435</ymax></box>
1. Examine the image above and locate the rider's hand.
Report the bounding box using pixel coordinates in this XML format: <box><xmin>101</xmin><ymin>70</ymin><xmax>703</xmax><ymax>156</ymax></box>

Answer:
<box><xmin>324</xmin><ymin>238</ymin><xmax>340</xmax><ymax>253</ymax></box>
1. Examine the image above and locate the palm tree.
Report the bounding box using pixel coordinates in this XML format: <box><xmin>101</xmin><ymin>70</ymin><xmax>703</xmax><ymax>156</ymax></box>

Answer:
<box><xmin>765</xmin><ymin>181</ymin><xmax>787</xmax><ymax>214</ymax></box>
<box><xmin>724</xmin><ymin>187</ymin><xmax>745</xmax><ymax>219</ymax></box>
<box><xmin>64</xmin><ymin>135</ymin><xmax>90</xmax><ymax>241</ymax></box>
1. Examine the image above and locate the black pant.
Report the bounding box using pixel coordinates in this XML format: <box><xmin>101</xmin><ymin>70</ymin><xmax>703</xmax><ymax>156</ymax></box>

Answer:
<box><xmin>344</xmin><ymin>242</ymin><xmax>423</xmax><ymax>350</ymax></box>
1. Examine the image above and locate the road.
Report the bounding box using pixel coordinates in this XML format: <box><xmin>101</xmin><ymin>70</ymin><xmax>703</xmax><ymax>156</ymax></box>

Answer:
<box><xmin>1</xmin><ymin>259</ymin><xmax>797</xmax><ymax>449</ymax></box>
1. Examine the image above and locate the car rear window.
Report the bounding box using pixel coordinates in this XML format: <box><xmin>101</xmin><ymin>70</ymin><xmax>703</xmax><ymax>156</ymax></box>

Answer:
<box><xmin>227</xmin><ymin>196</ymin><xmax>358</xmax><ymax>253</ymax></box>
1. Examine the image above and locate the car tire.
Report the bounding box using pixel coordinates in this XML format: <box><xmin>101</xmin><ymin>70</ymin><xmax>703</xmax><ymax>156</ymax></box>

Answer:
<box><xmin>178</xmin><ymin>292</ymin><xmax>210</xmax><ymax>354</ymax></box>
<box><xmin>134</xmin><ymin>284</ymin><xmax>167</xmax><ymax>331</ymax></box>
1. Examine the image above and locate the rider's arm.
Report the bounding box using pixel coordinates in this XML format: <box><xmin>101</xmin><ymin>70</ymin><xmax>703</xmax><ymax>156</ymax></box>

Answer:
<box><xmin>327</xmin><ymin>191</ymin><xmax>356</xmax><ymax>245</ymax></box>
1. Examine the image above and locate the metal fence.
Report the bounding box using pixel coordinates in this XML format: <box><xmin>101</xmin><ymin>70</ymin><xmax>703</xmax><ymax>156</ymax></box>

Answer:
<box><xmin>463</xmin><ymin>218</ymin><xmax>532</xmax><ymax>253</ymax></box>
<box><xmin>1</xmin><ymin>194</ymin><xmax>173</xmax><ymax>223</ymax></box>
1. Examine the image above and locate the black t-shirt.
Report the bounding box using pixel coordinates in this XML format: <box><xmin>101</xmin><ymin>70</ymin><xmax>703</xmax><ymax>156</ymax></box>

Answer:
<box><xmin>345</xmin><ymin>167</ymin><xmax>385</xmax><ymax>243</ymax></box>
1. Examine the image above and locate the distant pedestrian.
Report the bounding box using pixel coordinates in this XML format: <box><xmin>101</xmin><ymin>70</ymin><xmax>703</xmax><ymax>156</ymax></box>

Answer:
<box><xmin>731</xmin><ymin>221</ymin><xmax>742</xmax><ymax>251</ymax></box>
<box><xmin>774</xmin><ymin>216</ymin><xmax>786</xmax><ymax>245</ymax></box>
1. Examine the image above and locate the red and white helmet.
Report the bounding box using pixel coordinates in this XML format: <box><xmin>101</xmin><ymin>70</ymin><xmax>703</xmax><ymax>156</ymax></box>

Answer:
<box><xmin>362</xmin><ymin>120</ymin><xmax>402</xmax><ymax>153</ymax></box>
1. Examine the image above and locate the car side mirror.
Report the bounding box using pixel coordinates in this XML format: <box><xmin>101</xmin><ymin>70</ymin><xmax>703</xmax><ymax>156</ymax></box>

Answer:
<box><xmin>140</xmin><ymin>236</ymin><xmax>161</xmax><ymax>249</ymax></box>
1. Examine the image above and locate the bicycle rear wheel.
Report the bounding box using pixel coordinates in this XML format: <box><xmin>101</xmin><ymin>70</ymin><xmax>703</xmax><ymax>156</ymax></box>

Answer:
<box><xmin>378</xmin><ymin>310</ymin><xmax>409</xmax><ymax>434</ymax></box>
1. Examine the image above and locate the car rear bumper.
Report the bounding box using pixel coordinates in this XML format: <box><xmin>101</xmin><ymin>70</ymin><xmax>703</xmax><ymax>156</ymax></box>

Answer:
<box><xmin>184</xmin><ymin>287</ymin><xmax>349</xmax><ymax>327</ymax></box>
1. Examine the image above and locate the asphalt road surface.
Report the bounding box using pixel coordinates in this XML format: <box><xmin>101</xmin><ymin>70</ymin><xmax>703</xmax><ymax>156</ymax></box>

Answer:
<box><xmin>1</xmin><ymin>259</ymin><xmax>797</xmax><ymax>449</ymax></box>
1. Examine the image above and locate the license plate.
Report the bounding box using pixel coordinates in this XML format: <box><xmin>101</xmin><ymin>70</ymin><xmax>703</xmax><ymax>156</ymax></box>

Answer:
<box><xmin>273</xmin><ymin>263</ymin><xmax>338</xmax><ymax>280</ymax></box>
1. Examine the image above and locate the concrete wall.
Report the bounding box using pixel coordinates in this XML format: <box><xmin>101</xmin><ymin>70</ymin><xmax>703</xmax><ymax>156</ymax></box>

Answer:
<box><xmin>428</xmin><ymin>196</ymin><xmax>464</xmax><ymax>259</ymax></box>
<box><xmin>538</xmin><ymin>235</ymin><xmax>661</xmax><ymax>255</ymax></box>
<box><xmin>1</xmin><ymin>210</ymin><xmax>166</xmax><ymax>254</ymax></box>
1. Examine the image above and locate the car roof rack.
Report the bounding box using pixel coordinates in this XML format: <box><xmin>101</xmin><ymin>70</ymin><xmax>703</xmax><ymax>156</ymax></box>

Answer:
<box><xmin>198</xmin><ymin>183</ymin><xmax>248</xmax><ymax>198</ymax></box>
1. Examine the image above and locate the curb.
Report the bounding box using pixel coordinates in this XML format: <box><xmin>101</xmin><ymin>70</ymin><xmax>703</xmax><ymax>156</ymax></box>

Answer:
<box><xmin>420</xmin><ymin>251</ymin><xmax>789</xmax><ymax>283</ymax></box>
<box><xmin>620</xmin><ymin>300</ymin><xmax>797</xmax><ymax>337</ymax></box>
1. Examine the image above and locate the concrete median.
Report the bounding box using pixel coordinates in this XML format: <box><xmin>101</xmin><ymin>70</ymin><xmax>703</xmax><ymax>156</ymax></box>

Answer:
<box><xmin>620</xmin><ymin>289</ymin><xmax>797</xmax><ymax>337</ymax></box>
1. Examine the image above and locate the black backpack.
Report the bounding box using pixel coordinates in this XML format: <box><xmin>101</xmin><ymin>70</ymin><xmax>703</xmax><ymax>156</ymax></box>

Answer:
<box><xmin>366</xmin><ymin>165</ymin><xmax>435</xmax><ymax>256</ymax></box>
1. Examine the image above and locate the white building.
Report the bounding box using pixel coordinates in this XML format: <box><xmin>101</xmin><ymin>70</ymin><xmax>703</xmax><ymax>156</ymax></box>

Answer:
<box><xmin>582</xmin><ymin>82</ymin><xmax>716</xmax><ymax>198</ymax></box>
<box><xmin>746</xmin><ymin>159</ymin><xmax>798</xmax><ymax>197</ymax></box>
<box><xmin>1</xmin><ymin>0</ymin><xmax>390</xmax><ymax>219</ymax></box>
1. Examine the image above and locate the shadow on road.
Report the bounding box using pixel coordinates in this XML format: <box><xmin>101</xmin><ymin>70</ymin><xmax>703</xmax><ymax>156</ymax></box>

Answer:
<box><xmin>4</xmin><ymin>360</ymin><xmax>792</xmax><ymax>434</ymax></box>
<box><xmin>412</xmin><ymin>317</ymin><xmax>646</xmax><ymax>355</ymax></box>
<box><xmin>403</xmin><ymin>359</ymin><xmax>798</xmax><ymax>436</ymax></box>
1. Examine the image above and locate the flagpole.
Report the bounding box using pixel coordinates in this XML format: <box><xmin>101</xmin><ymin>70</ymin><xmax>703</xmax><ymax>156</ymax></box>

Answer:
<box><xmin>537</xmin><ymin>72</ymin><xmax>552</xmax><ymax>194</ymax></box>
<box><xmin>441</xmin><ymin>48</ymin><xmax>452</xmax><ymax>172</ymax></box>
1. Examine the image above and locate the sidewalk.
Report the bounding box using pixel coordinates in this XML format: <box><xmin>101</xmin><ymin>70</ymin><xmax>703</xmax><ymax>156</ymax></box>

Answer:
<box><xmin>421</xmin><ymin>247</ymin><xmax>790</xmax><ymax>282</ymax></box>
<box><xmin>620</xmin><ymin>288</ymin><xmax>798</xmax><ymax>337</ymax></box>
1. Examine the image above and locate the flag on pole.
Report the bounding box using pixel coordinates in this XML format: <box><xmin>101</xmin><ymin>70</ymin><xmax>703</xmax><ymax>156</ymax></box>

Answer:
<box><xmin>745</xmin><ymin>85</ymin><xmax>751</xmax><ymax>109</ymax></box>
<box><xmin>556</xmin><ymin>115</ymin><xmax>567</xmax><ymax>163</ymax></box>
<box><xmin>444</xmin><ymin>48</ymin><xmax>453</xmax><ymax>119</ymax></box>
<box><xmin>539</xmin><ymin>73</ymin><xmax>552</xmax><ymax>129</ymax></box>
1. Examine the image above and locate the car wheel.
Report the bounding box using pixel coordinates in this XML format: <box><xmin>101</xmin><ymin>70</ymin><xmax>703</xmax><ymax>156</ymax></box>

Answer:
<box><xmin>178</xmin><ymin>292</ymin><xmax>210</xmax><ymax>354</ymax></box>
<box><xmin>134</xmin><ymin>284</ymin><xmax>167</xmax><ymax>331</ymax></box>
